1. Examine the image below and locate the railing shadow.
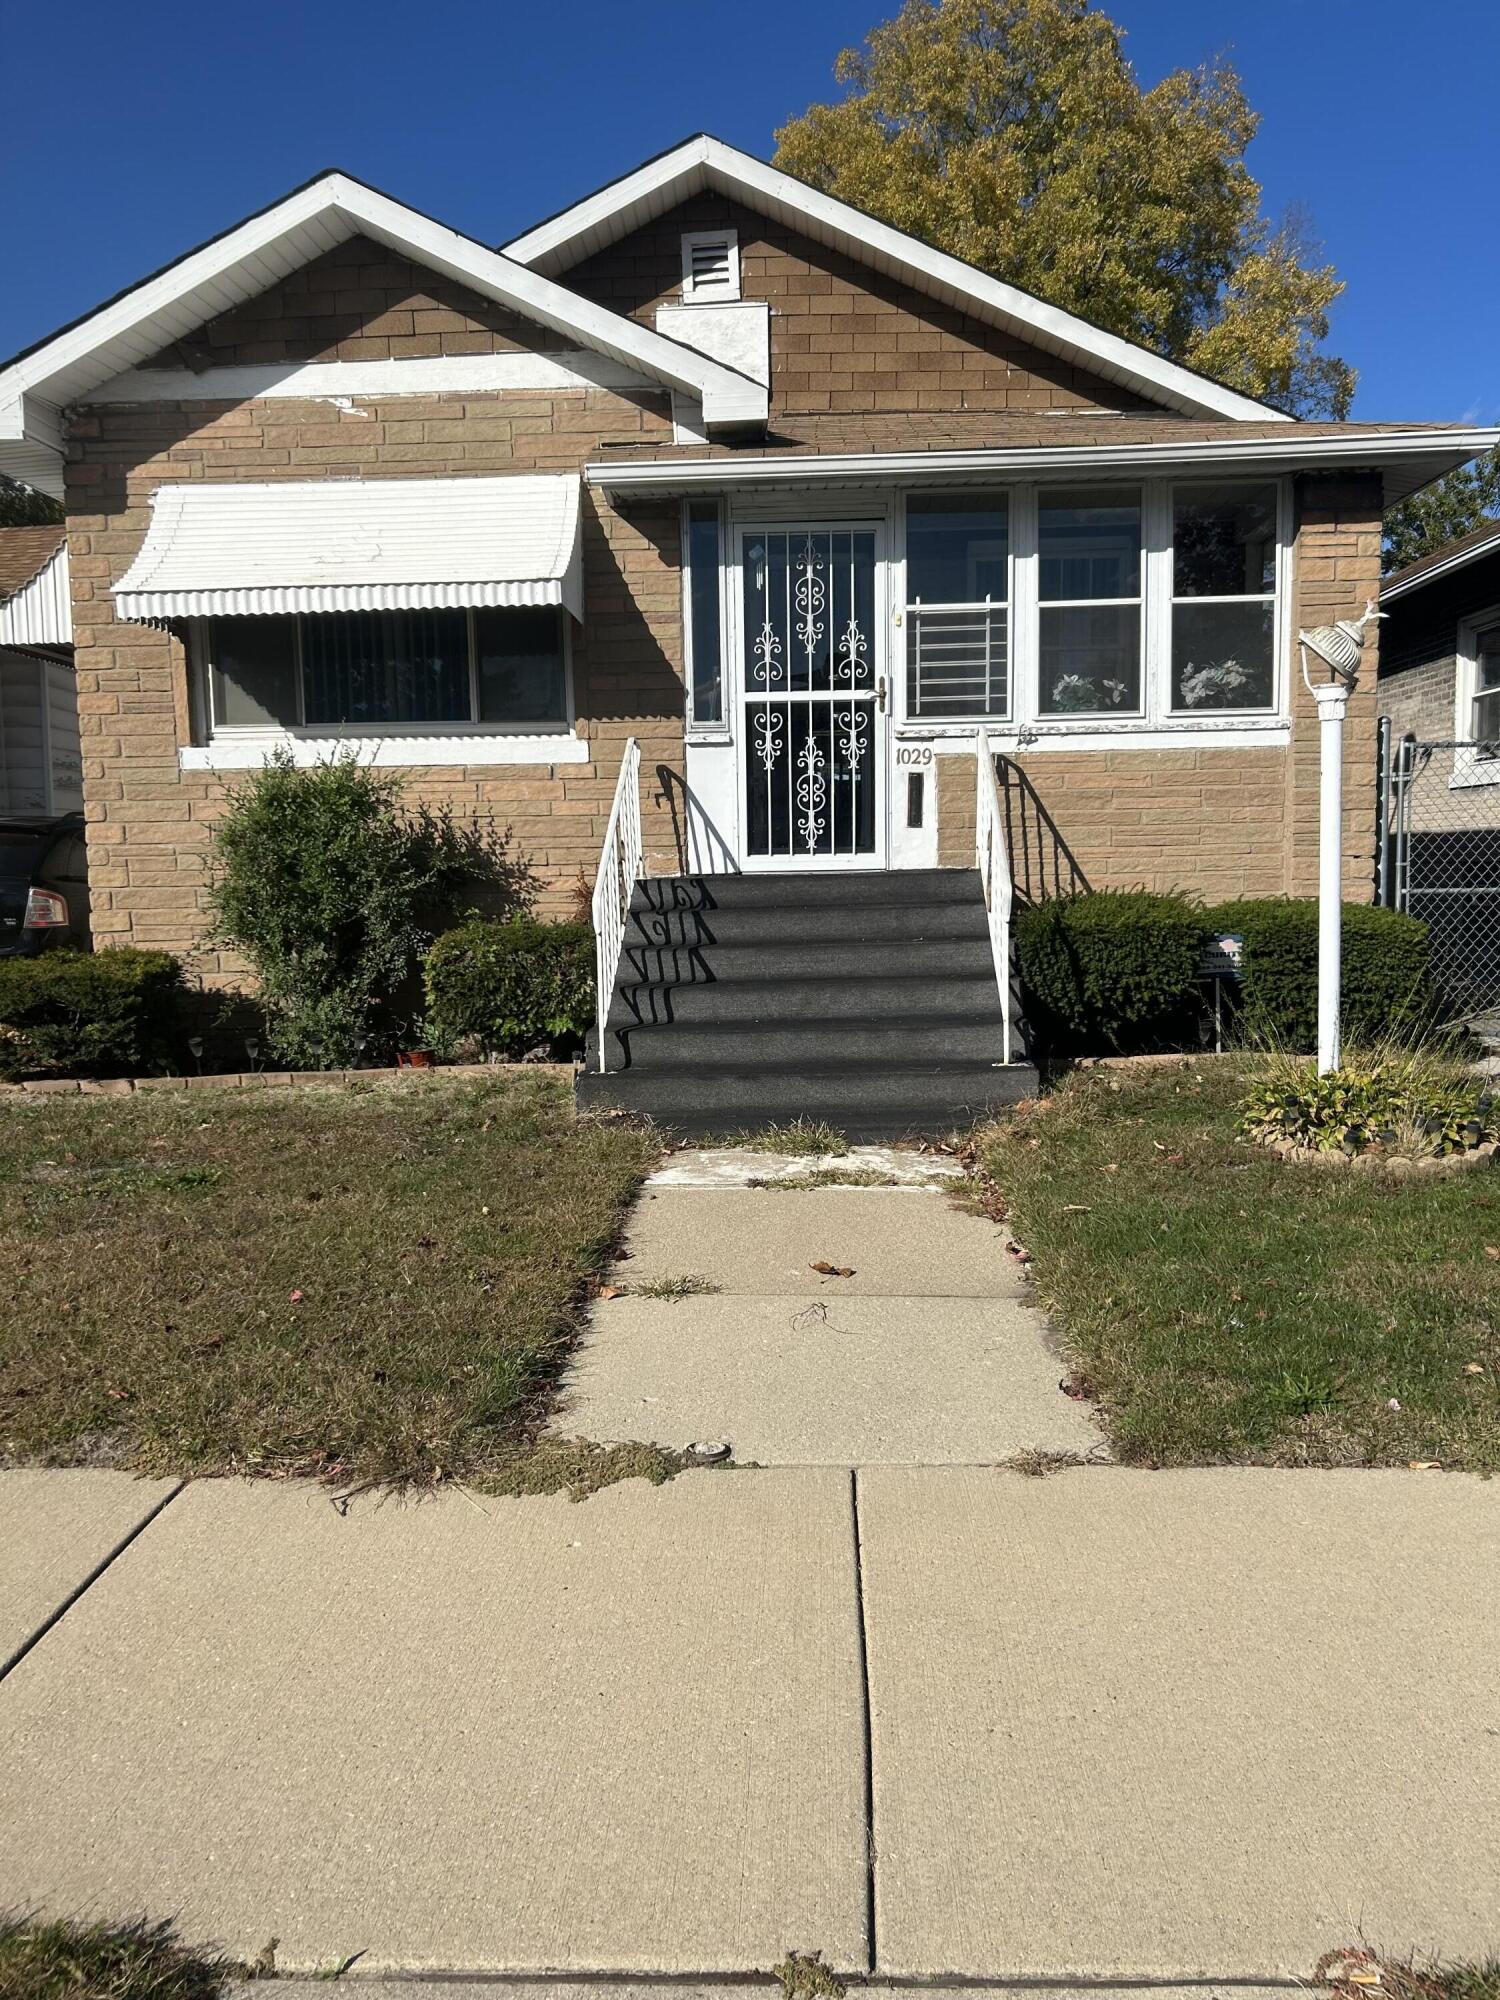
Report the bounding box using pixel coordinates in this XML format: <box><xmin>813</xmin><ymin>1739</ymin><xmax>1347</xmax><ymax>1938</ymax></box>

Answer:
<box><xmin>995</xmin><ymin>755</ymin><xmax>1090</xmax><ymax>904</ymax></box>
<box><xmin>655</xmin><ymin>765</ymin><xmax>736</xmax><ymax>879</ymax></box>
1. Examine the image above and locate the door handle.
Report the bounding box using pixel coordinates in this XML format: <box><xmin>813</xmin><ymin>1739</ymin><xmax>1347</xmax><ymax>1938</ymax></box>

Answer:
<box><xmin>876</xmin><ymin>676</ymin><xmax>887</xmax><ymax>713</ymax></box>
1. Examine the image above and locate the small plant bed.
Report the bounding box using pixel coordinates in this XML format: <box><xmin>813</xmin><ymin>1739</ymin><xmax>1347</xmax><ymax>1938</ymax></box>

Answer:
<box><xmin>0</xmin><ymin>1072</ymin><xmax>663</xmax><ymax>1492</ymax></box>
<box><xmin>980</xmin><ymin>1060</ymin><xmax>1500</xmax><ymax>1472</ymax></box>
<box><xmin>1240</xmin><ymin>1046</ymin><xmax>1498</xmax><ymax>1172</ymax></box>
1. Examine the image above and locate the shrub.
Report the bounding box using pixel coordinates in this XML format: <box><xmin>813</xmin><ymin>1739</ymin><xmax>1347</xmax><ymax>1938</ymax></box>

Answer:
<box><xmin>424</xmin><ymin>916</ymin><xmax>594</xmax><ymax>1060</ymax></box>
<box><xmin>0</xmin><ymin>948</ymin><xmax>182</xmax><ymax>1081</ymax></box>
<box><xmin>1239</xmin><ymin>1044</ymin><xmax>1495</xmax><ymax>1157</ymax></box>
<box><xmin>1206</xmin><ymin>898</ymin><xmax>1433</xmax><ymax>1051</ymax></box>
<box><xmin>1013</xmin><ymin>889</ymin><xmax>1208</xmax><ymax>1053</ymax></box>
<box><xmin>204</xmin><ymin>750</ymin><xmax>526</xmax><ymax>1069</ymax></box>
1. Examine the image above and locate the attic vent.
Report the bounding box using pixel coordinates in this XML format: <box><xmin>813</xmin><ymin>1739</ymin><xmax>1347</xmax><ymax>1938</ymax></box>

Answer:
<box><xmin>681</xmin><ymin>229</ymin><xmax>740</xmax><ymax>302</ymax></box>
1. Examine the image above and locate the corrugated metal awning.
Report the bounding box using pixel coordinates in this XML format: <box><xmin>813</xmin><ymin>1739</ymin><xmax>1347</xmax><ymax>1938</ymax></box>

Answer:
<box><xmin>113</xmin><ymin>476</ymin><xmax>584</xmax><ymax>622</ymax></box>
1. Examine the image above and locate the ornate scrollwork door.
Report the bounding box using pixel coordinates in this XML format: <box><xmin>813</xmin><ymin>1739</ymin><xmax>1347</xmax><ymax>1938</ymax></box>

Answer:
<box><xmin>739</xmin><ymin>527</ymin><xmax>884</xmax><ymax>865</ymax></box>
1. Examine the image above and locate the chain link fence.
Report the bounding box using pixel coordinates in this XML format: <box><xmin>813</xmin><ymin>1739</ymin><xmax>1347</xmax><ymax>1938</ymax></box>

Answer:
<box><xmin>1378</xmin><ymin>718</ymin><xmax>1500</xmax><ymax>1020</ymax></box>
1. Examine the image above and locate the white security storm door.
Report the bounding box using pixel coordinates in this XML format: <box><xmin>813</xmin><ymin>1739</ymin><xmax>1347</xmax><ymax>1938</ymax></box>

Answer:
<box><xmin>737</xmin><ymin>526</ymin><xmax>886</xmax><ymax>867</ymax></box>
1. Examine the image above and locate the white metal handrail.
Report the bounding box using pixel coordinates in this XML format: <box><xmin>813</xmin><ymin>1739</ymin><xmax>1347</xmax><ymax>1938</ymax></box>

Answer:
<box><xmin>975</xmin><ymin>726</ymin><xmax>1016</xmax><ymax>1065</ymax></box>
<box><xmin>590</xmin><ymin>736</ymin><xmax>642</xmax><ymax>1074</ymax></box>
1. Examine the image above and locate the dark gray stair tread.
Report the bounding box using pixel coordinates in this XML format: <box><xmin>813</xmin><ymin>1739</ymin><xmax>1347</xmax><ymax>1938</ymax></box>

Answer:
<box><xmin>608</xmin><ymin>971</ymin><xmax>1002</xmax><ymax>1027</ymax></box>
<box><xmin>627</xmin><ymin>902</ymin><xmax>989</xmax><ymax>946</ymax></box>
<box><xmin>620</xmin><ymin>937</ymin><xmax>996</xmax><ymax>982</ymax></box>
<box><xmin>632</xmin><ymin>868</ymin><xmax>982</xmax><ymax>912</ymax></box>
<box><xmin>607</xmin><ymin>1016</ymin><xmax>1005</xmax><ymax>1069</ymax></box>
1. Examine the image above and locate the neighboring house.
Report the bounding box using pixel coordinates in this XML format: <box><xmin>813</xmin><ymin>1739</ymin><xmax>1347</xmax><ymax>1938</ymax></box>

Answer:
<box><xmin>1377</xmin><ymin>517</ymin><xmax>1500</xmax><ymax>1015</ymax></box>
<box><xmin>0</xmin><ymin>137</ymin><xmax>1493</xmax><ymax>1124</ymax></box>
<box><xmin>0</xmin><ymin>525</ymin><xmax>81</xmax><ymax>817</ymax></box>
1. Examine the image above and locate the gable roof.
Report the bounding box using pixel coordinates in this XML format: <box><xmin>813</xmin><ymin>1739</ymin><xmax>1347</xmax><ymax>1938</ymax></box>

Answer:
<box><xmin>504</xmin><ymin>133</ymin><xmax>1292</xmax><ymax>428</ymax></box>
<box><xmin>1382</xmin><ymin>515</ymin><xmax>1500</xmax><ymax>603</ymax></box>
<box><xmin>0</xmin><ymin>169</ymin><xmax>769</xmax><ymax>495</ymax></box>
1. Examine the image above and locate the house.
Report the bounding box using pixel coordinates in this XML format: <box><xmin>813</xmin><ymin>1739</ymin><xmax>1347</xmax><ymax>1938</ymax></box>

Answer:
<box><xmin>0</xmin><ymin>136</ymin><xmax>1494</xmax><ymax>1128</ymax></box>
<box><xmin>1377</xmin><ymin>516</ymin><xmax>1500</xmax><ymax>1014</ymax></box>
<box><xmin>0</xmin><ymin>525</ymin><xmax>81</xmax><ymax>817</ymax></box>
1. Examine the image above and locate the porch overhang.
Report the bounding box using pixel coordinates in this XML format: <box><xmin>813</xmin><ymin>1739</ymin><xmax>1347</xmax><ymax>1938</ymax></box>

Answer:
<box><xmin>113</xmin><ymin>474</ymin><xmax>585</xmax><ymax>623</ymax></box>
<box><xmin>586</xmin><ymin>426</ymin><xmax>1500</xmax><ymax>509</ymax></box>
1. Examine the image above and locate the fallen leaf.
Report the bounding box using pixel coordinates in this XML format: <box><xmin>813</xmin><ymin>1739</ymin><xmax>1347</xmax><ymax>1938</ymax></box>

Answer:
<box><xmin>810</xmin><ymin>1259</ymin><xmax>855</xmax><ymax>1277</ymax></box>
<box><xmin>1062</xmin><ymin>1203</ymin><xmax>1091</xmax><ymax>1214</ymax></box>
<box><xmin>288</xmin><ymin>1288</ymin><xmax>305</xmax><ymax>1304</ymax></box>
<box><xmin>1408</xmin><ymin>1459</ymin><xmax>1442</xmax><ymax>1471</ymax></box>
<box><xmin>1486</xmin><ymin>1246</ymin><xmax>1500</xmax><ymax>1260</ymax></box>
<box><xmin>195</xmin><ymin>1333</ymin><xmax>224</xmax><ymax>1355</ymax></box>
<box><xmin>595</xmin><ymin>1283</ymin><xmax>626</xmax><ymax>1300</ymax></box>
<box><xmin>106</xmin><ymin>1386</ymin><xmax>131</xmax><ymax>1401</ymax></box>
<box><xmin>1164</xmin><ymin>1151</ymin><xmax>1185</xmax><ymax>1166</ymax></box>
<box><xmin>1103</xmin><ymin>1162</ymin><xmax>1119</xmax><ymax>1174</ymax></box>
<box><xmin>1464</xmin><ymin>1362</ymin><xmax>1486</xmax><ymax>1375</ymax></box>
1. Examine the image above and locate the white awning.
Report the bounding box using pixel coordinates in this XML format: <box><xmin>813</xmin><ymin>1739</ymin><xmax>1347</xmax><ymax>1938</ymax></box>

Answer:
<box><xmin>113</xmin><ymin>475</ymin><xmax>584</xmax><ymax>622</ymax></box>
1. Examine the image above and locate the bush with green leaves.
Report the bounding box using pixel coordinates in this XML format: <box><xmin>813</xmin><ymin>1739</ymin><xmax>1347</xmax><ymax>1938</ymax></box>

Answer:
<box><xmin>1013</xmin><ymin>889</ymin><xmax>1208</xmax><ymax>1053</ymax></box>
<box><xmin>1239</xmin><ymin>1046</ymin><xmax>1495</xmax><ymax>1157</ymax></box>
<box><xmin>424</xmin><ymin>915</ymin><xmax>594</xmax><ymax>1060</ymax></box>
<box><xmin>0</xmin><ymin>948</ymin><xmax>182</xmax><ymax>1081</ymax></box>
<box><xmin>205</xmin><ymin>749</ymin><xmax>523</xmax><ymax>1069</ymax></box>
<box><xmin>1207</xmin><ymin>897</ymin><xmax>1433</xmax><ymax>1051</ymax></box>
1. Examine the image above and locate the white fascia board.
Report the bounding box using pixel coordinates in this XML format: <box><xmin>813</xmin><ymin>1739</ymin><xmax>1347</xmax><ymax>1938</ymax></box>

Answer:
<box><xmin>1381</xmin><ymin>523</ymin><xmax>1500</xmax><ymax>602</ymax></box>
<box><xmin>585</xmin><ymin>427</ymin><xmax>1500</xmax><ymax>495</ymax></box>
<box><xmin>507</xmin><ymin>134</ymin><xmax>1286</xmax><ymax>425</ymax></box>
<box><xmin>0</xmin><ymin>171</ymin><xmax>766</xmax><ymax>453</ymax></box>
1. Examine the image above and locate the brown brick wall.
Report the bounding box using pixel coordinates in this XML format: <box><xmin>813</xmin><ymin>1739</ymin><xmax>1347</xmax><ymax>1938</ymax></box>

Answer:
<box><xmin>565</xmin><ymin>195</ymin><xmax>1159</xmax><ymax>420</ymax></box>
<box><xmin>67</xmin><ymin>384</ymin><xmax>687</xmax><ymax>981</ymax></box>
<box><xmin>149</xmin><ymin>236</ymin><xmax>567</xmax><ymax>368</ymax></box>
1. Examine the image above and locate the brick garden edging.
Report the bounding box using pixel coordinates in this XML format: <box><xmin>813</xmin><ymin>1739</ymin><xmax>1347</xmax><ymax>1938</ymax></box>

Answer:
<box><xmin>0</xmin><ymin>1062</ymin><xmax>578</xmax><ymax>1098</ymax></box>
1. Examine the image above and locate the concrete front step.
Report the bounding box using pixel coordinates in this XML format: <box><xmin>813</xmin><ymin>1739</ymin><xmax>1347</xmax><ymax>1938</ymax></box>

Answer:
<box><xmin>626</xmin><ymin>899</ymin><xmax>989</xmax><ymax>948</ymax></box>
<box><xmin>577</xmin><ymin>1059</ymin><xmax>1037</xmax><ymax>1139</ymax></box>
<box><xmin>620</xmin><ymin>935</ymin><xmax>997</xmax><ymax>985</ymax></box>
<box><xmin>611</xmin><ymin>1015</ymin><xmax>1006</xmax><ymax>1071</ymax></box>
<box><xmin>633</xmin><ymin>866</ymin><xmax>984</xmax><ymax>911</ymax></box>
<box><xmin>610</xmin><ymin>970</ymin><xmax>1005</xmax><ymax>1028</ymax></box>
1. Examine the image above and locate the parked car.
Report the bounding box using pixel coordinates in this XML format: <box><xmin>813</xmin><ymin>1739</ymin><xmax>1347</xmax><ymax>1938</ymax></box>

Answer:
<box><xmin>0</xmin><ymin>813</ymin><xmax>91</xmax><ymax>956</ymax></box>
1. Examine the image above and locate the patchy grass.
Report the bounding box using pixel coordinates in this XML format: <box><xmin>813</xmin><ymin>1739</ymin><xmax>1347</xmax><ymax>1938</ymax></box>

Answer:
<box><xmin>1317</xmin><ymin>1947</ymin><xmax>1500</xmax><ymax>2000</ymax></box>
<box><xmin>629</xmin><ymin>1272</ymin><xmax>722</xmax><ymax>1300</ymax></box>
<box><xmin>748</xmin><ymin>1167</ymin><xmax>902</xmax><ymax>1190</ymax></box>
<box><xmin>712</xmin><ymin>1118</ymin><xmax>850</xmax><ymax>1156</ymax></box>
<box><xmin>980</xmin><ymin>1060</ymin><xmax>1500</xmax><ymax>1472</ymax></box>
<box><xmin>0</xmin><ymin>1914</ymin><xmax>233</xmax><ymax>2000</ymax></box>
<box><xmin>772</xmin><ymin>1952</ymin><xmax>846</xmax><ymax>2000</ymax></box>
<box><xmin>0</xmin><ymin>1073</ymin><xmax>660</xmax><ymax>1491</ymax></box>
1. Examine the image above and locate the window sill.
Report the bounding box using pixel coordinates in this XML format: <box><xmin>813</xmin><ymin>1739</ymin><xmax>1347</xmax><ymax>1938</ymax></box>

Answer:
<box><xmin>1448</xmin><ymin>757</ymin><xmax>1500</xmax><ymax>790</ymax></box>
<box><xmin>180</xmin><ymin>731</ymin><xmax>589</xmax><ymax>771</ymax></box>
<box><xmin>900</xmin><ymin>715</ymin><xmax>1290</xmax><ymax>753</ymax></box>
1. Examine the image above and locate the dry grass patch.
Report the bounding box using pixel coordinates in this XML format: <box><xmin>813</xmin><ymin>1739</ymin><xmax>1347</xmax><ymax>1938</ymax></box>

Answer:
<box><xmin>0</xmin><ymin>1073</ymin><xmax>660</xmax><ymax>1491</ymax></box>
<box><xmin>980</xmin><ymin>1060</ymin><xmax>1500</xmax><ymax>1472</ymax></box>
<box><xmin>0</xmin><ymin>1915</ymin><xmax>233</xmax><ymax>2000</ymax></box>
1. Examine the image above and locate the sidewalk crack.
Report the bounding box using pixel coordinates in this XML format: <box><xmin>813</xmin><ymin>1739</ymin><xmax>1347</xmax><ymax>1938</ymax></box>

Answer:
<box><xmin>850</xmin><ymin>1466</ymin><xmax>877</xmax><ymax>1976</ymax></box>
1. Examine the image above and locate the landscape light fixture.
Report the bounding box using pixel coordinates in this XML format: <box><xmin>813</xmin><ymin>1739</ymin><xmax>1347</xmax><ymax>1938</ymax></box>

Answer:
<box><xmin>1297</xmin><ymin>599</ymin><xmax>1384</xmax><ymax>1075</ymax></box>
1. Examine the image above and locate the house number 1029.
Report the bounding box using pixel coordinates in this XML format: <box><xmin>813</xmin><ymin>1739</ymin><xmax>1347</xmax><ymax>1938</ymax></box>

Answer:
<box><xmin>895</xmin><ymin>745</ymin><xmax>933</xmax><ymax>767</ymax></box>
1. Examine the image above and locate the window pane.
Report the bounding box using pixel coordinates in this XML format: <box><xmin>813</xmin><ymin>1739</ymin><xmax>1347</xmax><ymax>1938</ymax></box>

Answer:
<box><xmin>1174</xmin><ymin>483</ymin><xmax>1277</xmax><ymax>597</ymax></box>
<box><xmin>1039</xmin><ymin>489</ymin><xmax>1140</xmax><ymax>601</ymax></box>
<box><xmin>475</xmin><ymin>607</ymin><xmax>567</xmax><ymax>725</ymax></box>
<box><xmin>1474</xmin><ymin>687</ymin><xmax>1500</xmax><ymax>750</ymax></box>
<box><xmin>907</xmin><ymin>606</ymin><xmax>1009</xmax><ymax>718</ymax></box>
<box><xmin>1171</xmin><ymin>601</ymin><xmax>1275</xmax><ymax>711</ymax></box>
<box><xmin>302</xmin><ymin>611</ymin><xmax>470</xmax><ymax>726</ymax></box>
<box><xmin>1476</xmin><ymin>629</ymin><xmax>1500</xmax><ymax>693</ymax></box>
<box><xmin>687</xmin><ymin>503</ymin><xmax>724</xmax><ymax>726</ymax></box>
<box><xmin>1039</xmin><ymin>604</ymin><xmax>1141</xmax><ymax>713</ymax></box>
<box><xmin>906</xmin><ymin>496</ymin><xmax>1008</xmax><ymax>603</ymax></box>
<box><xmin>210</xmin><ymin>617</ymin><xmax>299</xmax><ymax>727</ymax></box>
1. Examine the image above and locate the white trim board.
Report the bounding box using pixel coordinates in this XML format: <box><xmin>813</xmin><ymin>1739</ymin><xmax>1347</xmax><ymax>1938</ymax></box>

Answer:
<box><xmin>180</xmin><ymin>731</ymin><xmax>590</xmax><ymax>771</ymax></box>
<box><xmin>507</xmin><ymin>133</ymin><xmax>1287</xmax><ymax>426</ymax></box>
<box><xmin>91</xmin><ymin>351</ymin><xmax>657</xmax><ymax>405</ymax></box>
<box><xmin>0</xmin><ymin>168</ymin><xmax>769</xmax><ymax>493</ymax></box>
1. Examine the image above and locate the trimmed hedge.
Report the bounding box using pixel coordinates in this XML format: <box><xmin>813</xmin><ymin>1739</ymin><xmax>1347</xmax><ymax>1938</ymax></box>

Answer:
<box><xmin>1206</xmin><ymin>898</ymin><xmax>1433</xmax><ymax>1051</ymax></box>
<box><xmin>1014</xmin><ymin>889</ymin><xmax>1207</xmax><ymax>1054</ymax></box>
<box><xmin>0</xmin><ymin>949</ymin><xmax>183</xmax><ymax>1082</ymax></box>
<box><xmin>424</xmin><ymin>916</ymin><xmax>594</xmax><ymax>1060</ymax></box>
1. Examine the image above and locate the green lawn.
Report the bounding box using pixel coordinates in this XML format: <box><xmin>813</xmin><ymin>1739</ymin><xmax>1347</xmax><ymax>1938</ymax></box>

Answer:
<box><xmin>0</xmin><ymin>1073</ymin><xmax>667</xmax><ymax>1492</ymax></box>
<box><xmin>981</xmin><ymin>1060</ymin><xmax>1500</xmax><ymax>1472</ymax></box>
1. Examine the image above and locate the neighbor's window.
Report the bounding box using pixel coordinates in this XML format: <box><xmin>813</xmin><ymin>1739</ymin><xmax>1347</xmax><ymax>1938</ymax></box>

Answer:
<box><xmin>1038</xmin><ymin>488</ymin><xmax>1142</xmax><ymax>715</ymax></box>
<box><xmin>205</xmin><ymin>609</ymin><xmax>569</xmax><ymax>734</ymax></box>
<box><xmin>905</xmin><ymin>495</ymin><xmax>1010</xmax><ymax>719</ymax></box>
<box><xmin>1473</xmin><ymin>623</ymin><xmax>1500</xmax><ymax>752</ymax></box>
<box><xmin>685</xmin><ymin>501</ymin><xmax>725</xmax><ymax>727</ymax></box>
<box><xmin>1169</xmin><ymin>483</ymin><xmax>1278</xmax><ymax>713</ymax></box>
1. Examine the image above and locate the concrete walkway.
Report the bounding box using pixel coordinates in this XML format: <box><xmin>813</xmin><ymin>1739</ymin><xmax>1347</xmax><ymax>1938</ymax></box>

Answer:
<box><xmin>552</xmin><ymin>1147</ymin><xmax>1099</xmax><ymax>1465</ymax></box>
<box><xmin>2</xmin><ymin>1150</ymin><xmax>1498</xmax><ymax>1980</ymax></box>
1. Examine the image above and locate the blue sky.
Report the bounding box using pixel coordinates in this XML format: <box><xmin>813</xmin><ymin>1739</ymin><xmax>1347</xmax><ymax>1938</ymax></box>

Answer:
<box><xmin>3</xmin><ymin>0</ymin><xmax>1495</xmax><ymax>424</ymax></box>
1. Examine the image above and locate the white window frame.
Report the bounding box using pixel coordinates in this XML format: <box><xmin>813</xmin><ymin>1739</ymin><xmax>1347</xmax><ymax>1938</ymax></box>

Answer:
<box><xmin>1164</xmin><ymin>477</ymin><xmax>1283</xmax><ymax>721</ymax></box>
<box><xmin>1451</xmin><ymin>600</ymin><xmax>1500</xmax><ymax>789</ymax></box>
<box><xmin>903</xmin><ymin>492</ymin><xmax>1014</xmax><ymax>724</ymax></box>
<box><xmin>1035</xmin><ymin>483</ymin><xmax>1146</xmax><ymax>721</ymax></box>
<box><xmin>681</xmin><ymin>496</ymin><xmax>732</xmax><ymax>742</ymax></box>
<box><xmin>184</xmin><ymin>610</ymin><xmax>585</xmax><ymax>769</ymax></box>
<box><xmin>680</xmin><ymin>229</ymin><xmax>741</xmax><ymax>303</ymax></box>
<box><xmin>894</xmin><ymin>475</ymin><xmax>1293</xmax><ymax>749</ymax></box>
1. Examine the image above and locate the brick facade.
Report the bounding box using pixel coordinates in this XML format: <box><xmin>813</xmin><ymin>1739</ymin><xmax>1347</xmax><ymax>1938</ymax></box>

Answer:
<box><xmin>1379</xmin><ymin>542</ymin><xmax>1500</xmax><ymax>831</ymax></box>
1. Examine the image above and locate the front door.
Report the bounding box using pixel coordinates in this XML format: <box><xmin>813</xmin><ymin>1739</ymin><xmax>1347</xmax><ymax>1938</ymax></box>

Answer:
<box><xmin>736</xmin><ymin>525</ymin><xmax>886</xmax><ymax>868</ymax></box>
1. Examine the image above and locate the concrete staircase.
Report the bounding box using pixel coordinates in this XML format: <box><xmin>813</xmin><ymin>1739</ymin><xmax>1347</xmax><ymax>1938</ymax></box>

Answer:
<box><xmin>576</xmin><ymin>869</ymin><xmax>1036</xmax><ymax>1141</ymax></box>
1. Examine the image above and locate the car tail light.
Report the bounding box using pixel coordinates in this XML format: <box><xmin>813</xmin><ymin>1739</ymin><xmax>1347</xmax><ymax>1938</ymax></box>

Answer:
<box><xmin>23</xmin><ymin>888</ymin><xmax>68</xmax><ymax>929</ymax></box>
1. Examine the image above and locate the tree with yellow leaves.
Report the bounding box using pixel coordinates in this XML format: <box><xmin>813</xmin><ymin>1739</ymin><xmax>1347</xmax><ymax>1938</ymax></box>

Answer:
<box><xmin>774</xmin><ymin>0</ymin><xmax>1354</xmax><ymax>418</ymax></box>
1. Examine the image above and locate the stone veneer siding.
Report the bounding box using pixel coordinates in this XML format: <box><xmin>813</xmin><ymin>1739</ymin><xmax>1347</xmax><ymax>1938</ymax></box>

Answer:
<box><xmin>934</xmin><ymin>474</ymin><xmax>1387</xmax><ymax>905</ymax></box>
<box><xmin>67</xmin><ymin>384</ymin><xmax>688</xmax><ymax>981</ymax></box>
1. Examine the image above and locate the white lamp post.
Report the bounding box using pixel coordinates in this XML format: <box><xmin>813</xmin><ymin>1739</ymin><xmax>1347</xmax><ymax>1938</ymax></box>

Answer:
<box><xmin>1298</xmin><ymin>599</ymin><xmax>1384</xmax><ymax>1074</ymax></box>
